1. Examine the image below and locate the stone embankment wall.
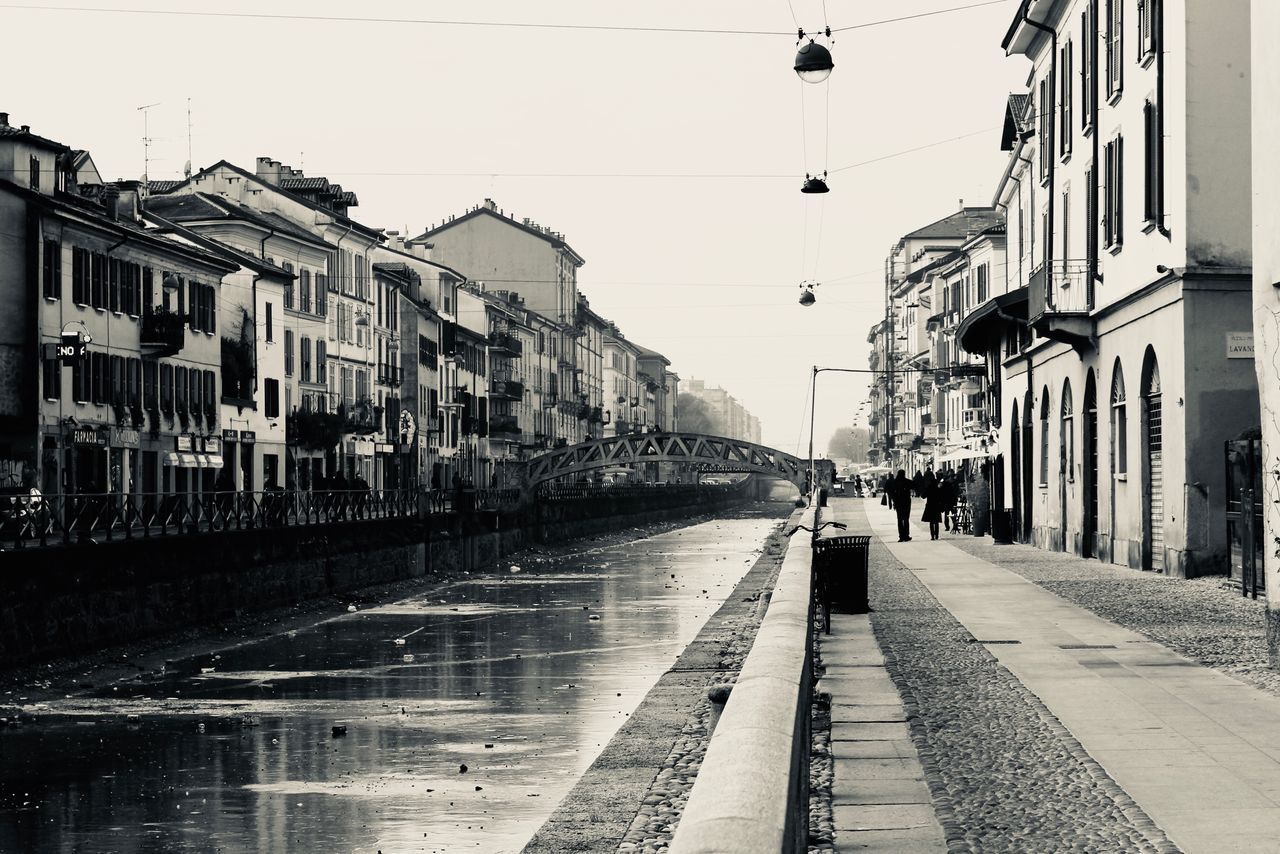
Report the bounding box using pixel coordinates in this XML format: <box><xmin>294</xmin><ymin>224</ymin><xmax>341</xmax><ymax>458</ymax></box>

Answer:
<box><xmin>0</xmin><ymin>489</ymin><xmax>749</xmax><ymax>666</ymax></box>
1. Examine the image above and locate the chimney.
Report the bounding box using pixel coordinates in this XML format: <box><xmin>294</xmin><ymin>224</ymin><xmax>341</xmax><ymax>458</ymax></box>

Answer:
<box><xmin>106</xmin><ymin>180</ymin><xmax>142</xmax><ymax>223</ymax></box>
<box><xmin>958</xmin><ymin>198</ymin><xmax>965</xmax><ymax>211</ymax></box>
<box><xmin>483</xmin><ymin>198</ymin><xmax>497</xmax><ymax>211</ymax></box>
<box><xmin>256</xmin><ymin>157</ymin><xmax>282</xmax><ymax>185</ymax></box>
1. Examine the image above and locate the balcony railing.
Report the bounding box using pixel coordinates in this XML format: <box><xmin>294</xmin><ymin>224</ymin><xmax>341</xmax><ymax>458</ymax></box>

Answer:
<box><xmin>376</xmin><ymin>366</ymin><xmax>403</xmax><ymax>387</ymax></box>
<box><xmin>141</xmin><ymin>308</ymin><xmax>185</xmax><ymax>357</ymax></box>
<box><xmin>489</xmin><ymin>331</ymin><xmax>523</xmax><ymax>356</ymax></box>
<box><xmin>490</xmin><ymin>378</ymin><xmax>524</xmax><ymax>400</ymax></box>
<box><xmin>1029</xmin><ymin>260</ymin><xmax>1095</xmax><ymax>351</ymax></box>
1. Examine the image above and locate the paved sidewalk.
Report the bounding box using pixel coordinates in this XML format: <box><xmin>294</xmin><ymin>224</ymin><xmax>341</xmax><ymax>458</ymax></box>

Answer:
<box><xmin>855</xmin><ymin>498</ymin><xmax>1280</xmax><ymax>854</ymax></box>
<box><xmin>819</xmin><ymin>606</ymin><xmax>946</xmax><ymax>850</ymax></box>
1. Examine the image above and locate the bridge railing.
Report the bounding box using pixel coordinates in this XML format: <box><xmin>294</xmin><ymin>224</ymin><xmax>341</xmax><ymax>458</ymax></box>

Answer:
<box><xmin>535</xmin><ymin>482</ymin><xmax>737</xmax><ymax>501</ymax></box>
<box><xmin>0</xmin><ymin>483</ymin><xmax>722</xmax><ymax>551</ymax></box>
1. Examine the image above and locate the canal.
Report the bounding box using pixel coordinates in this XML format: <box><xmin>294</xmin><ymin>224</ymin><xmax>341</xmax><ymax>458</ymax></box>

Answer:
<box><xmin>0</xmin><ymin>511</ymin><xmax>784</xmax><ymax>853</ymax></box>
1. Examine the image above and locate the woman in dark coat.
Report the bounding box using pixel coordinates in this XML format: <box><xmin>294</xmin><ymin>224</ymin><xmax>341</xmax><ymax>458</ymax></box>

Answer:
<box><xmin>921</xmin><ymin>470</ymin><xmax>945</xmax><ymax>540</ymax></box>
<box><xmin>890</xmin><ymin>470</ymin><xmax>912</xmax><ymax>542</ymax></box>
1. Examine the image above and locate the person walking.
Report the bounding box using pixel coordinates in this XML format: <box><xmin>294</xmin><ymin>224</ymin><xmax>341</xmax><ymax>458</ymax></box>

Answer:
<box><xmin>921</xmin><ymin>470</ymin><xmax>945</xmax><ymax>540</ymax></box>
<box><xmin>890</xmin><ymin>469</ymin><xmax>912</xmax><ymax>542</ymax></box>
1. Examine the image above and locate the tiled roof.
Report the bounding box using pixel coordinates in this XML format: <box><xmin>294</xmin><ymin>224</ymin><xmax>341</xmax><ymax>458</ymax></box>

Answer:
<box><xmin>279</xmin><ymin>176</ymin><xmax>330</xmax><ymax>191</ymax></box>
<box><xmin>147</xmin><ymin>180</ymin><xmax>183</xmax><ymax>193</ymax></box>
<box><xmin>146</xmin><ymin>191</ymin><xmax>333</xmax><ymax>249</ymax></box>
<box><xmin>154</xmin><ymin>160</ymin><xmax>382</xmax><ymax>239</ymax></box>
<box><xmin>902</xmin><ymin>208</ymin><xmax>1003</xmax><ymax>242</ymax></box>
<box><xmin>1001</xmin><ymin>93</ymin><xmax>1034</xmax><ymax>151</ymax></box>
<box><xmin>0</xmin><ymin>123</ymin><xmax>69</xmax><ymax>152</ymax></box>
<box><xmin>414</xmin><ymin>206</ymin><xmax>586</xmax><ymax>267</ymax></box>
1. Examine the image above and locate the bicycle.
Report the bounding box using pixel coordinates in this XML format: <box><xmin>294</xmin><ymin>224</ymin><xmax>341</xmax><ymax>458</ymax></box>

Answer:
<box><xmin>789</xmin><ymin>520</ymin><xmax>848</xmax><ymax>634</ymax></box>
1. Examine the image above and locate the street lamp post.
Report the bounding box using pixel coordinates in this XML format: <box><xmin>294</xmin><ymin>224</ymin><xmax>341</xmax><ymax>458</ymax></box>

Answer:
<box><xmin>808</xmin><ymin>365</ymin><xmax>866</xmax><ymax>504</ymax></box>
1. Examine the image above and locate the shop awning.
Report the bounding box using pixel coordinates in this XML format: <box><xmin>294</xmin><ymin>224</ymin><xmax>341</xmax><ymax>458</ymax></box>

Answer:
<box><xmin>956</xmin><ymin>286</ymin><xmax>1028</xmax><ymax>353</ymax></box>
<box><xmin>202</xmin><ymin>454</ymin><xmax>225</xmax><ymax>468</ymax></box>
<box><xmin>162</xmin><ymin>452</ymin><xmax>181</xmax><ymax>467</ymax></box>
<box><xmin>177</xmin><ymin>453</ymin><xmax>200</xmax><ymax>468</ymax></box>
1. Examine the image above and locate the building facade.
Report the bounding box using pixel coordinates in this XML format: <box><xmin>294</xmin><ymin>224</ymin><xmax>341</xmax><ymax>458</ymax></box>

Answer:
<box><xmin>956</xmin><ymin>0</ymin><xmax>1256</xmax><ymax>577</ymax></box>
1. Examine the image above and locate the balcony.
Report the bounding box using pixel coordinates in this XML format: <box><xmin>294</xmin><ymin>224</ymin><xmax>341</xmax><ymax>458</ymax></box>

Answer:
<box><xmin>962</xmin><ymin>408</ymin><xmax>989</xmax><ymax>435</ymax></box>
<box><xmin>489</xmin><ymin>414</ymin><xmax>520</xmax><ymax>437</ymax></box>
<box><xmin>489</xmin><ymin>331</ymin><xmax>523</xmax><ymax>357</ymax></box>
<box><xmin>376</xmin><ymin>366</ymin><xmax>403</xmax><ymax>387</ymax></box>
<box><xmin>141</xmin><ymin>308</ymin><xmax>184</xmax><ymax>357</ymax></box>
<box><xmin>1028</xmin><ymin>260</ymin><xmax>1096</xmax><ymax>353</ymax></box>
<box><xmin>490</xmin><ymin>378</ymin><xmax>524</xmax><ymax>400</ymax></box>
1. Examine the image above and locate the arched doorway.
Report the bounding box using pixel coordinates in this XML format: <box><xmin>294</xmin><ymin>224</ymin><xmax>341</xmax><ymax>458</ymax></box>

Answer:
<box><xmin>1082</xmin><ymin>371</ymin><xmax>1098</xmax><ymax>558</ymax></box>
<box><xmin>1142</xmin><ymin>350</ymin><xmax>1164</xmax><ymax>572</ymax></box>
<box><xmin>1011</xmin><ymin>400</ymin><xmax>1022</xmax><ymax>540</ymax></box>
<box><xmin>1061</xmin><ymin>379</ymin><xmax>1074</xmax><ymax>552</ymax></box>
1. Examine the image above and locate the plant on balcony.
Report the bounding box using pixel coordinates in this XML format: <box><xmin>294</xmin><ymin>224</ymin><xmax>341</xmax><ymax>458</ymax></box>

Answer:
<box><xmin>141</xmin><ymin>306</ymin><xmax>185</xmax><ymax>350</ymax></box>
<box><xmin>287</xmin><ymin>410</ymin><xmax>345</xmax><ymax>451</ymax></box>
<box><xmin>146</xmin><ymin>406</ymin><xmax>161</xmax><ymax>438</ymax></box>
<box><xmin>221</xmin><ymin>335</ymin><xmax>254</xmax><ymax>402</ymax></box>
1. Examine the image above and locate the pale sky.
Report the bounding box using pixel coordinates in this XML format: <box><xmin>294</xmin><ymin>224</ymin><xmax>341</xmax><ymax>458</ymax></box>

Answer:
<box><xmin>1</xmin><ymin>0</ymin><xmax>1029</xmax><ymax>456</ymax></box>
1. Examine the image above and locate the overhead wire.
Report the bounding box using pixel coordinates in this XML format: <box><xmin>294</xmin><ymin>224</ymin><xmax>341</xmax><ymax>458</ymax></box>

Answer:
<box><xmin>0</xmin><ymin>1</ymin><xmax>1012</xmax><ymax>36</ymax></box>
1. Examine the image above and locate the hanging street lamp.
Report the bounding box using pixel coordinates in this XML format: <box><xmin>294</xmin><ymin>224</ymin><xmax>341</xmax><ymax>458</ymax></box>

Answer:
<box><xmin>801</xmin><ymin>172</ymin><xmax>830</xmax><ymax>194</ymax></box>
<box><xmin>794</xmin><ymin>29</ymin><xmax>834</xmax><ymax>83</ymax></box>
<box><xmin>798</xmin><ymin>281</ymin><xmax>819</xmax><ymax>306</ymax></box>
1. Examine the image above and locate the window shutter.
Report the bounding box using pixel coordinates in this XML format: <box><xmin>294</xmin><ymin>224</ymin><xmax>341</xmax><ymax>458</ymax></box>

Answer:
<box><xmin>1115</xmin><ymin>135</ymin><xmax>1124</xmax><ymax>246</ymax></box>
<box><xmin>1110</xmin><ymin>0</ymin><xmax>1123</xmax><ymax>93</ymax></box>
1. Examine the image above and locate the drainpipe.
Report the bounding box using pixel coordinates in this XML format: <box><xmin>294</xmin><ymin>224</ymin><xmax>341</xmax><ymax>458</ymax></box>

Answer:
<box><xmin>255</xmin><ymin>226</ymin><xmax>276</xmax><ymax>395</ymax></box>
<box><xmin>1154</xmin><ymin>0</ymin><xmax>1169</xmax><ymax>239</ymax></box>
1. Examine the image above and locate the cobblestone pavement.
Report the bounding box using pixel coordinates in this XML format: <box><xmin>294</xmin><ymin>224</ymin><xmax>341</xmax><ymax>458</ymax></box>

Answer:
<box><xmin>850</xmin><ymin>503</ymin><xmax>1180</xmax><ymax>854</ymax></box>
<box><xmin>936</xmin><ymin>528</ymin><xmax>1280</xmax><ymax>696</ymax></box>
<box><xmin>808</xmin><ymin>648</ymin><xmax>835</xmax><ymax>853</ymax></box>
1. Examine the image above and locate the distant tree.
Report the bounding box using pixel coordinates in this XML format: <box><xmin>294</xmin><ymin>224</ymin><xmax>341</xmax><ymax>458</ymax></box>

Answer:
<box><xmin>827</xmin><ymin>426</ymin><xmax>871</xmax><ymax>462</ymax></box>
<box><xmin>677</xmin><ymin>393</ymin><xmax>721</xmax><ymax>434</ymax></box>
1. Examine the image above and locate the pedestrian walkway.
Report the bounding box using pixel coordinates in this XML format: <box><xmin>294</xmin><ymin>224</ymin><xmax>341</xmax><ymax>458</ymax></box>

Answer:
<box><xmin>820</xmin><ymin>609</ymin><xmax>946</xmax><ymax>851</ymax></box>
<box><xmin>845</xmin><ymin>495</ymin><xmax>1280</xmax><ymax>854</ymax></box>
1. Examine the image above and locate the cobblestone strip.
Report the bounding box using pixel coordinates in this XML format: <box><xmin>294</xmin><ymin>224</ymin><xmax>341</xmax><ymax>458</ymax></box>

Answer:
<box><xmin>807</xmin><ymin>645</ymin><xmax>835</xmax><ymax>853</ymax></box>
<box><xmin>851</xmin><ymin>506</ymin><xmax>1180</xmax><ymax>854</ymax></box>
<box><xmin>613</xmin><ymin>533</ymin><xmax>788</xmax><ymax>854</ymax></box>
<box><xmin>521</xmin><ymin>505</ymin><xmax>796</xmax><ymax>854</ymax></box>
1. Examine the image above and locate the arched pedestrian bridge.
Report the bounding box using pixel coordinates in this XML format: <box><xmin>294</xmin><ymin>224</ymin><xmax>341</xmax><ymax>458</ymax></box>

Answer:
<box><xmin>524</xmin><ymin>432</ymin><xmax>809</xmax><ymax>490</ymax></box>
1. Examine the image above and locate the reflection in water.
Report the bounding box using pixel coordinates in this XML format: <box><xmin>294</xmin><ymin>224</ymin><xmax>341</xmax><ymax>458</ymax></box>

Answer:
<box><xmin>0</xmin><ymin>515</ymin><xmax>779</xmax><ymax>853</ymax></box>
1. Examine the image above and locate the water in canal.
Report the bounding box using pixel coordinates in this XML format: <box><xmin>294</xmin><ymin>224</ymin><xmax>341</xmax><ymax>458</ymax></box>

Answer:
<box><xmin>0</xmin><ymin>513</ymin><xmax>782</xmax><ymax>853</ymax></box>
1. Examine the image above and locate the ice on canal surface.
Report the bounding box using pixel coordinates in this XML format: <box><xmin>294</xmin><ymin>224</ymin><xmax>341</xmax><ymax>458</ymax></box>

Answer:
<box><xmin>0</xmin><ymin>515</ymin><xmax>779</xmax><ymax>854</ymax></box>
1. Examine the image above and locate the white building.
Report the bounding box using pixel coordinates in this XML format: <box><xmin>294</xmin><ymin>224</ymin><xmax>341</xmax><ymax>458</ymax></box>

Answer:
<box><xmin>957</xmin><ymin>0</ymin><xmax>1256</xmax><ymax>576</ymax></box>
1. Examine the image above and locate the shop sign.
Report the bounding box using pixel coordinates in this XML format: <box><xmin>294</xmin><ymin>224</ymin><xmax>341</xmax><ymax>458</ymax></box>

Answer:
<box><xmin>375</xmin><ymin>442</ymin><xmax>395</xmax><ymax>454</ymax></box>
<box><xmin>240</xmin><ymin>430</ymin><xmax>256</xmax><ymax>444</ymax></box>
<box><xmin>56</xmin><ymin>333</ymin><xmax>88</xmax><ymax>364</ymax></box>
<box><xmin>1227</xmin><ymin>332</ymin><xmax>1254</xmax><ymax>359</ymax></box>
<box><xmin>175</xmin><ymin>434</ymin><xmax>194</xmax><ymax>452</ymax></box>
<box><xmin>204</xmin><ymin>436</ymin><xmax>222</xmax><ymax>455</ymax></box>
<box><xmin>222</xmin><ymin>429</ymin><xmax>239</xmax><ymax>442</ymax></box>
<box><xmin>111</xmin><ymin>427</ymin><xmax>140</xmax><ymax>448</ymax></box>
<box><xmin>72</xmin><ymin>427</ymin><xmax>107</xmax><ymax>447</ymax></box>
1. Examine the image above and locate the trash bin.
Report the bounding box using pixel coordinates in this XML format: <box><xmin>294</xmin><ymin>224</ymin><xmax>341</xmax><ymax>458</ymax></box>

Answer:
<box><xmin>818</xmin><ymin>488</ymin><xmax>829</xmax><ymax>507</ymax></box>
<box><xmin>813</xmin><ymin>535</ymin><xmax>871</xmax><ymax>614</ymax></box>
<box><xmin>990</xmin><ymin>509</ymin><xmax>1013</xmax><ymax>545</ymax></box>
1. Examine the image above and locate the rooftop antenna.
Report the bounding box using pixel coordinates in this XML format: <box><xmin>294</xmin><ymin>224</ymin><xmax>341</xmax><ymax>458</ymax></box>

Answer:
<box><xmin>184</xmin><ymin>97</ymin><xmax>192</xmax><ymax>179</ymax></box>
<box><xmin>137</xmin><ymin>102</ymin><xmax>160</xmax><ymax>197</ymax></box>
